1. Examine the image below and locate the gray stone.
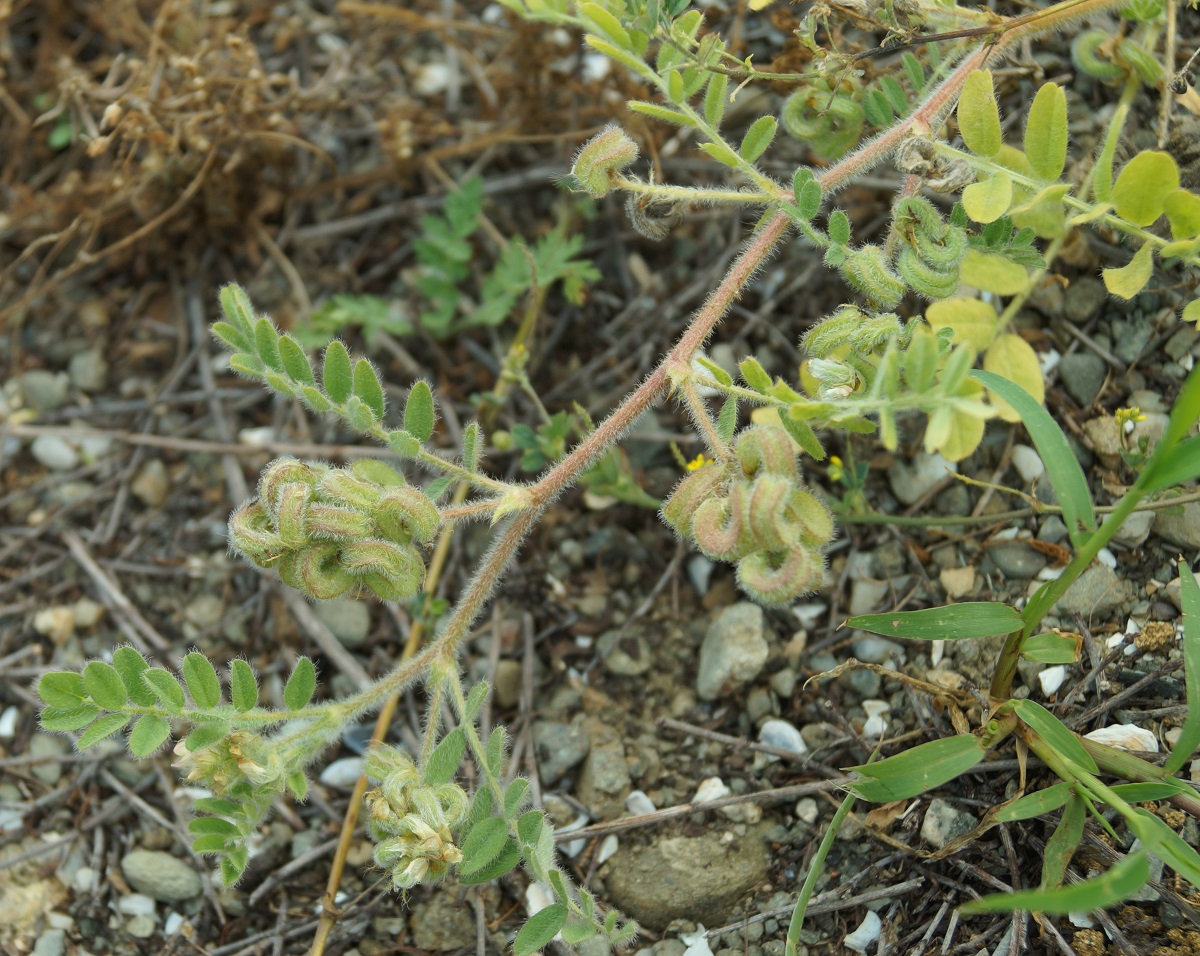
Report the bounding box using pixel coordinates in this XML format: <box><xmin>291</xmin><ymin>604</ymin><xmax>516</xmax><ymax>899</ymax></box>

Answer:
<box><xmin>577</xmin><ymin>722</ymin><xmax>632</xmax><ymax>819</ymax></box>
<box><xmin>132</xmin><ymin>459</ymin><xmax>170</xmax><ymax>507</ymax></box>
<box><xmin>409</xmin><ymin>891</ymin><xmax>476</xmax><ymax>951</ymax></box>
<box><xmin>1057</xmin><ymin>352</ymin><xmax>1106</xmax><ymax>407</ymax></box>
<box><xmin>68</xmin><ymin>349</ymin><xmax>108</xmax><ymax>392</ymax></box>
<box><xmin>769</xmin><ymin>667</ymin><xmax>796</xmax><ymax>699</ymax></box>
<box><xmin>1037</xmin><ymin>517</ymin><xmax>1069</xmax><ymax>545</ymax></box>
<box><xmin>852</xmin><ymin>636</ymin><xmax>904</xmax><ymax>664</ymax></box>
<box><xmin>1113</xmin><ymin>314</ymin><xmax>1154</xmax><ymax>365</ymax></box>
<box><xmin>597</xmin><ymin>629</ymin><xmax>653</xmax><ymax>676</ymax></box>
<box><xmin>847</xmin><ymin>579</ymin><xmax>889</xmax><ymax>617</ymax></box>
<box><xmin>1153</xmin><ymin>500</ymin><xmax>1200</xmax><ymax>550</ymax></box>
<box><xmin>184</xmin><ymin>593</ymin><xmax>224</xmax><ymax>631</ymax></box>
<box><xmin>1053</xmin><ymin>565</ymin><xmax>1130</xmax><ymax>619</ymax></box>
<box><xmin>920</xmin><ymin>798</ymin><xmax>978</xmax><ymax>849</ymax></box>
<box><xmin>696</xmin><ymin>603</ymin><xmax>769</xmax><ymax>701</ymax></box>
<box><xmin>532</xmin><ymin>720</ymin><xmax>589</xmax><ymax>782</ymax></box>
<box><xmin>314</xmin><ymin>598</ymin><xmax>371</xmax><ymax>648</ymax></box>
<box><xmin>32</xmin><ymin>929</ymin><xmax>66</xmax><ymax>956</ymax></box>
<box><xmin>1108</xmin><ymin>509</ymin><xmax>1153</xmax><ymax>549</ymax></box>
<box><xmin>603</xmin><ymin>827</ymin><xmax>769</xmax><ymax>930</ymax></box>
<box><xmin>888</xmin><ymin>453</ymin><xmax>955</xmax><ymax>506</ymax></box>
<box><xmin>493</xmin><ymin>659</ymin><xmax>522</xmax><ymax>708</ymax></box>
<box><xmin>30</xmin><ymin>733</ymin><xmax>68</xmax><ymax>784</ymax></box>
<box><xmin>31</xmin><ymin>435</ymin><xmax>79</xmax><ymax>471</ymax></box>
<box><xmin>1010</xmin><ymin>445</ymin><xmax>1045</xmax><ymax>484</ymax></box>
<box><xmin>126</xmin><ymin>914</ymin><xmax>158</xmax><ymax>938</ymax></box>
<box><xmin>1063</xmin><ymin>277</ymin><xmax>1106</xmax><ymax>322</ymax></box>
<box><xmin>20</xmin><ymin>370</ymin><xmax>69</xmax><ymax>412</ymax></box>
<box><xmin>988</xmin><ymin>541</ymin><xmax>1047</xmax><ymax>579</ymax></box>
<box><xmin>120</xmin><ymin>850</ymin><xmax>203</xmax><ymax>902</ymax></box>
<box><xmin>745</xmin><ymin>687</ymin><xmax>776</xmax><ymax>723</ymax></box>
<box><xmin>1165</xmin><ymin>326</ymin><xmax>1200</xmax><ymax>362</ymax></box>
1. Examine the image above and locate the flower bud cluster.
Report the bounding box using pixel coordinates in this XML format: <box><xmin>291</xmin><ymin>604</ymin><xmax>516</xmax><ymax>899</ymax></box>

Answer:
<box><xmin>174</xmin><ymin>730</ymin><xmax>278</xmax><ymax>793</ymax></box>
<box><xmin>229</xmin><ymin>457</ymin><xmax>440</xmax><ymax>601</ymax></box>
<box><xmin>363</xmin><ymin>745</ymin><xmax>469</xmax><ymax>891</ymax></box>
<box><xmin>662</xmin><ymin>425</ymin><xmax>833</xmax><ymax>605</ymax></box>
<box><xmin>893</xmin><ymin>197</ymin><xmax>966</xmax><ymax>300</ymax></box>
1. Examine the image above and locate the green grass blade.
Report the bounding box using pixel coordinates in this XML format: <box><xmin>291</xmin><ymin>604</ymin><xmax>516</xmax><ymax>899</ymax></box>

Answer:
<box><xmin>1167</xmin><ymin>560</ymin><xmax>1200</xmax><ymax>774</ymax></box>
<box><xmin>971</xmin><ymin>370</ymin><xmax>1095</xmax><ymax>548</ymax></box>
<box><xmin>959</xmin><ymin>850</ymin><xmax>1148</xmax><ymax>914</ymax></box>
<box><xmin>848</xmin><ymin>734</ymin><xmax>984</xmax><ymax>802</ymax></box>
<box><xmin>1014</xmin><ymin>700</ymin><xmax>1098</xmax><ymax>774</ymax></box>
<box><xmin>848</xmin><ymin>602</ymin><xmax>1021</xmax><ymax>641</ymax></box>
<box><xmin>785</xmin><ymin>788</ymin><xmax>858</xmax><ymax>956</ymax></box>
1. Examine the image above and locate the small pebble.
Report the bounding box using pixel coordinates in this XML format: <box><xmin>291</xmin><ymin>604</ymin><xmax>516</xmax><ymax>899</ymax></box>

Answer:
<box><xmin>794</xmin><ymin>798</ymin><xmax>819</xmax><ymax>824</ymax></box>
<box><xmin>117</xmin><ymin>894</ymin><xmax>158</xmax><ymax>916</ymax></box>
<box><xmin>843</xmin><ymin>911</ymin><xmax>882</xmax><ymax>953</ymax></box>
<box><xmin>861</xmin><ymin>700</ymin><xmax>890</xmax><ymax>738</ymax></box>
<box><xmin>1084</xmin><ymin>724</ymin><xmax>1158</xmax><ymax>752</ymax></box>
<box><xmin>626</xmin><ymin>790</ymin><xmax>657</xmax><ymax>815</ymax></box>
<box><xmin>31</xmin><ymin>435</ymin><xmax>79</xmax><ymax>471</ymax></box>
<box><xmin>1010</xmin><ymin>445</ymin><xmax>1045</xmax><ymax>483</ymax></box>
<box><xmin>694</xmin><ymin>777</ymin><xmax>731</xmax><ymax>804</ymax></box>
<box><xmin>758</xmin><ymin>719</ymin><xmax>807</xmax><ymax>758</ymax></box>
<box><xmin>1038</xmin><ymin>665</ymin><xmax>1067</xmax><ymax>697</ymax></box>
<box><xmin>120</xmin><ymin>850</ymin><xmax>203</xmax><ymax>902</ymax></box>
<box><xmin>687</xmin><ymin>555</ymin><xmax>715</xmax><ymax>597</ymax></box>
<box><xmin>132</xmin><ymin>459</ymin><xmax>170</xmax><ymax>507</ymax></box>
<box><xmin>0</xmin><ymin>705</ymin><xmax>18</xmax><ymax>738</ymax></box>
<box><xmin>319</xmin><ymin>756</ymin><xmax>366</xmax><ymax>790</ymax></box>
<box><xmin>126</xmin><ymin>914</ymin><xmax>158</xmax><ymax>938</ymax></box>
<box><xmin>597</xmin><ymin>835</ymin><xmax>619</xmax><ymax>865</ymax></box>
<box><xmin>32</xmin><ymin>929</ymin><xmax>66</xmax><ymax>956</ymax></box>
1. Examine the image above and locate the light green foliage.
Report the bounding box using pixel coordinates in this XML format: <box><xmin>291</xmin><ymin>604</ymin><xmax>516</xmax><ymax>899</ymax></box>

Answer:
<box><xmin>957</xmin><ymin>70</ymin><xmax>1001</xmax><ymax>158</ymax></box>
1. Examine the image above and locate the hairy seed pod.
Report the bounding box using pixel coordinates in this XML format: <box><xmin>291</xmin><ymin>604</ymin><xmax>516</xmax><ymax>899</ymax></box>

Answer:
<box><xmin>365</xmin><ymin>744</ymin><xmax>416</xmax><ymax>785</ymax></box>
<box><xmin>279</xmin><ymin>544</ymin><xmax>355</xmax><ymax>600</ymax></box>
<box><xmin>743</xmin><ymin>473</ymin><xmax>799</xmax><ymax>551</ymax></box>
<box><xmin>305</xmin><ymin>504</ymin><xmax>375</xmax><ymax>541</ymax></box>
<box><xmin>896</xmin><ymin>247</ymin><xmax>960</xmax><ymax>300</ymax></box>
<box><xmin>780</xmin><ymin>90</ymin><xmax>866</xmax><ymax>160</ymax></box>
<box><xmin>626</xmin><ymin>192</ymin><xmax>676</xmax><ymax>241</ymax></box>
<box><xmin>913</xmin><ymin>222</ymin><xmax>968</xmax><ymax>270</ymax></box>
<box><xmin>341</xmin><ymin>540</ymin><xmax>425</xmax><ymax>597</ymax></box>
<box><xmin>571</xmin><ymin>124</ymin><xmax>640</xmax><ymax>198</ymax></box>
<box><xmin>349</xmin><ymin>459</ymin><xmax>408</xmax><ymax>488</ymax></box>
<box><xmin>319</xmin><ymin>469</ymin><xmax>381</xmax><ymax>510</ymax></box>
<box><xmin>840</xmin><ymin>245</ymin><xmax>907</xmax><ymax>309</ymax></box>
<box><xmin>801</xmin><ymin>304</ymin><xmax>869</xmax><ymax>358</ymax></box>
<box><xmin>895</xmin><ymin>196</ymin><xmax>948</xmax><ymax>242</ymax></box>
<box><xmin>375</xmin><ymin>487</ymin><xmax>442</xmax><ymax>543</ymax></box>
<box><xmin>258</xmin><ymin>457</ymin><xmax>322</xmax><ymax>511</ymax></box>
<box><xmin>847</xmin><ymin>313</ymin><xmax>904</xmax><ymax>354</ymax></box>
<box><xmin>410</xmin><ymin>788</ymin><xmax>448</xmax><ymax>831</ymax></box>
<box><xmin>735</xmin><ymin>425</ymin><xmax>799</xmax><ymax>480</ymax></box>
<box><xmin>661</xmin><ymin>465</ymin><xmax>726</xmax><ymax>537</ymax></box>
<box><xmin>736</xmin><ymin>547</ymin><xmax>821</xmax><ymax>605</ymax></box>
<box><xmin>692</xmin><ymin>490</ymin><xmax>746</xmax><ymax>560</ymax></box>
<box><xmin>1071</xmin><ymin>30</ymin><xmax>1125</xmax><ymax>82</ymax></box>
<box><xmin>787</xmin><ymin>488</ymin><xmax>835</xmax><ymax>546</ymax></box>
<box><xmin>1118</xmin><ymin>40</ymin><xmax>1162</xmax><ymax>85</ymax></box>
<box><xmin>434</xmin><ymin>784</ymin><xmax>469</xmax><ymax>826</ymax></box>
<box><xmin>228</xmin><ymin>500</ymin><xmax>283</xmax><ymax>561</ymax></box>
<box><xmin>273</xmin><ymin>482</ymin><xmax>312</xmax><ymax>548</ymax></box>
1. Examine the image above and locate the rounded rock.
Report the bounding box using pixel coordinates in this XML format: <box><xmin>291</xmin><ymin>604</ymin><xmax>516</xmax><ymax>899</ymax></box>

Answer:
<box><xmin>696</xmin><ymin>603</ymin><xmax>769</xmax><ymax>701</ymax></box>
<box><xmin>120</xmin><ymin>850</ymin><xmax>203</xmax><ymax>902</ymax></box>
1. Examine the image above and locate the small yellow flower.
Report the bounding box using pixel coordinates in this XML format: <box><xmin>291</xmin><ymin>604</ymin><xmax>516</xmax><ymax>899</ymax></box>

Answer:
<box><xmin>1115</xmin><ymin>407</ymin><xmax>1147</xmax><ymax>433</ymax></box>
<box><xmin>828</xmin><ymin>455</ymin><xmax>845</xmax><ymax>483</ymax></box>
<box><xmin>686</xmin><ymin>453</ymin><xmax>711</xmax><ymax>472</ymax></box>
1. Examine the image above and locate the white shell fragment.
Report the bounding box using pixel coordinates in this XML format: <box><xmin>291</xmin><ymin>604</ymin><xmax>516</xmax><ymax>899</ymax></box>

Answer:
<box><xmin>525</xmin><ymin>881</ymin><xmax>555</xmax><ymax>916</ymax></box>
<box><xmin>626</xmin><ymin>790</ymin><xmax>657</xmax><ymax>815</ymax></box>
<box><xmin>758</xmin><ymin>719</ymin><xmax>807</xmax><ymax>759</ymax></box>
<box><xmin>597</xmin><ymin>835</ymin><xmax>619</xmax><ymax>866</ymax></box>
<box><xmin>680</xmin><ymin>925</ymin><xmax>714</xmax><ymax>956</ymax></box>
<box><xmin>843</xmin><ymin>911</ymin><xmax>882</xmax><ymax>953</ymax></box>
<box><xmin>693</xmin><ymin>777</ymin><xmax>731</xmax><ymax>804</ymax></box>
<box><xmin>1084</xmin><ymin>724</ymin><xmax>1159</xmax><ymax>753</ymax></box>
<box><xmin>862</xmin><ymin>700</ymin><xmax>891</xmax><ymax>738</ymax></box>
<box><xmin>1038</xmin><ymin>665</ymin><xmax>1067</xmax><ymax>697</ymax></box>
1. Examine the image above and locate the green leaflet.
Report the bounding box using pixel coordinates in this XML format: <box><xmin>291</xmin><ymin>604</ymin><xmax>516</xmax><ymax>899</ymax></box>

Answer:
<box><xmin>848</xmin><ymin>734</ymin><xmax>985</xmax><ymax>802</ymax></box>
<box><xmin>283</xmin><ymin>658</ymin><xmax>317</xmax><ymax>710</ymax></box>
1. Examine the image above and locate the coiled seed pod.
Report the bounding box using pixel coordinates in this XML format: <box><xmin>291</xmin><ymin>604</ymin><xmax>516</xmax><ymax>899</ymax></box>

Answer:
<box><xmin>735</xmin><ymin>425</ymin><xmax>800</xmax><ymax>480</ymax></box>
<box><xmin>376</xmin><ymin>487</ymin><xmax>442</xmax><ymax>543</ymax></box>
<box><xmin>274</xmin><ymin>483</ymin><xmax>313</xmax><ymax>548</ymax></box>
<box><xmin>787</xmin><ymin>488</ymin><xmax>835</xmax><ymax>546</ymax></box>
<box><xmin>572</xmin><ymin>124</ymin><xmax>640</xmax><ymax>198</ymax></box>
<box><xmin>801</xmin><ymin>304</ymin><xmax>868</xmax><ymax>358</ymax></box>
<box><xmin>737</xmin><ymin>547</ymin><xmax>822</xmax><ymax>605</ymax></box>
<box><xmin>662</xmin><ymin>464</ymin><xmax>726</xmax><ymax>538</ymax></box>
<box><xmin>279</xmin><ymin>543</ymin><xmax>355</xmax><ymax>600</ymax></box>
<box><xmin>228</xmin><ymin>500</ymin><xmax>283</xmax><ymax>562</ymax></box>
<box><xmin>692</xmin><ymin>489</ymin><xmax>747</xmax><ymax>560</ymax></box>
<box><xmin>743</xmin><ymin>473</ymin><xmax>799</xmax><ymax>551</ymax></box>
<box><xmin>1072</xmin><ymin>30</ymin><xmax>1125</xmax><ymax>81</ymax></box>
<box><xmin>840</xmin><ymin>245</ymin><xmax>907</xmax><ymax>309</ymax></box>
<box><xmin>896</xmin><ymin>247</ymin><xmax>961</xmax><ymax>300</ymax></box>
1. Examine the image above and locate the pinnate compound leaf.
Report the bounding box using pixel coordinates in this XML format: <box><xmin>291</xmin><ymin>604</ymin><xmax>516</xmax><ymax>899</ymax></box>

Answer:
<box><xmin>278</xmin><ymin>335</ymin><xmax>315</xmax><ymax>385</ymax></box>
<box><xmin>283</xmin><ymin>657</ymin><xmax>317</xmax><ymax>710</ymax></box>
<box><xmin>958</xmin><ymin>70</ymin><xmax>1002</xmax><ymax>158</ymax></box>
<box><xmin>112</xmin><ymin>647</ymin><xmax>155</xmax><ymax>706</ymax></box>
<box><xmin>959</xmin><ymin>850</ymin><xmax>1148</xmax><ymax>914</ymax></box>
<box><xmin>1024</xmin><ymin>83</ymin><xmax>1068</xmax><ymax>181</ymax></box>
<box><xmin>352</xmin><ymin>360</ymin><xmax>386</xmax><ymax>420</ymax></box>
<box><xmin>424</xmin><ymin>728</ymin><xmax>466</xmax><ymax>786</ymax></box>
<box><xmin>848</xmin><ymin>602</ymin><xmax>1021</xmax><ymax>641</ymax></box>
<box><xmin>219</xmin><ymin>284</ymin><xmax>256</xmax><ymax>337</ymax></box>
<box><xmin>38</xmin><ymin>671</ymin><xmax>89</xmax><ymax>708</ymax></box>
<box><xmin>962</xmin><ymin>171</ymin><xmax>1013</xmax><ymax>224</ymax></box>
<box><xmin>77</xmin><ymin>713</ymin><xmax>131</xmax><ymax>749</ymax></box>
<box><xmin>1013</xmin><ymin>699</ymin><xmax>1098</xmax><ymax>773</ymax></box>
<box><xmin>1166</xmin><ymin>561</ymin><xmax>1200</xmax><ymax>773</ymax></box>
<box><xmin>143</xmin><ymin>667</ymin><xmax>186</xmax><ymax>712</ymax></box>
<box><xmin>404</xmin><ymin>381</ymin><xmax>435</xmax><ymax>443</ymax></box>
<box><xmin>82</xmin><ymin>662</ymin><xmax>127</xmax><ymax>710</ymax></box>
<box><xmin>322</xmin><ymin>341</ymin><xmax>353</xmax><ymax>403</ymax></box>
<box><xmin>459</xmin><ymin>817</ymin><xmax>510</xmax><ymax>875</ymax></box>
<box><xmin>128</xmin><ymin>715</ymin><xmax>172</xmax><ymax>757</ymax></box>
<box><xmin>993</xmin><ymin>783</ymin><xmax>1073</xmax><ymax>822</ymax></box>
<box><xmin>739</xmin><ymin>116</ymin><xmax>777</xmax><ymax>163</ymax></box>
<box><xmin>182</xmin><ymin>652</ymin><xmax>222</xmax><ymax>709</ymax></box>
<box><xmin>1112</xmin><ymin>151</ymin><xmax>1180</xmax><ymax>226</ymax></box>
<box><xmin>515</xmin><ymin>904</ymin><xmax>568</xmax><ymax>956</ymax></box>
<box><xmin>1103</xmin><ymin>242</ymin><xmax>1154</xmax><ymax>299</ymax></box>
<box><xmin>40</xmin><ymin>704</ymin><xmax>100</xmax><ymax>731</ymax></box>
<box><xmin>848</xmin><ymin>734</ymin><xmax>985</xmax><ymax>802</ymax></box>
<box><xmin>983</xmin><ymin>333</ymin><xmax>1044</xmax><ymax>423</ymax></box>
<box><xmin>971</xmin><ymin>370</ymin><xmax>1096</xmax><ymax>547</ymax></box>
<box><xmin>229</xmin><ymin>659</ymin><xmax>259</xmax><ymax>713</ymax></box>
